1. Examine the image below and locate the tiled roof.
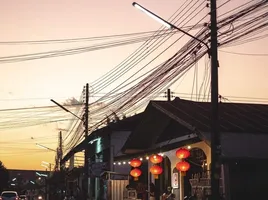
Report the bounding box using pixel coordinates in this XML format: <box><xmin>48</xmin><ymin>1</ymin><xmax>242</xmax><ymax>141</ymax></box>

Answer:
<box><xmin>121</xmin><ymin>97</ymin><xmax>268</xmax><ymax>155</ymax></box>
<box><xmin>152</xmin><ymin>98</ymin><xmax>268</xmax><ymax>133</ymax></box>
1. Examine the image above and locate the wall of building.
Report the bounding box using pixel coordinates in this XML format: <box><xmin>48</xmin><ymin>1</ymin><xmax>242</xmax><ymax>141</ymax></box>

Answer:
<box><xmin>111</xmin><ymin>131</ymin><xmax>132</xmax><ymax>174</ymax></box>
<box><xmin>162</xmin><ymin>141</ymin><xmax>211</xmax><ymax>199</ymax></box>
<box><xmin>164</xmin><ymin>141</ymin><xmax>211</xmax><ymax>176</ymax></box>
<box><xmin>88</xmin><ymin>130</ymin><xmax>132</xmax><ymax>199</ymax></box>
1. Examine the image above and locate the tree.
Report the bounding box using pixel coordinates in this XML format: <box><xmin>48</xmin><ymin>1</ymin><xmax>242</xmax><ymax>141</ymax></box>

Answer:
<box><xmin>0</xmin><ymin>161</ymin><xmax>9</xmax><ymax>192</ymax></box>
<box><xmin>48</xmin><ymin>169</ymin><xmax>67</xmax><ymax>200</ymax></box>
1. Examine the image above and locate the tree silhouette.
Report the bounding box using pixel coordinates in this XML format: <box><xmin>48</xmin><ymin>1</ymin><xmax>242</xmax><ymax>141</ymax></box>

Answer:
<box><xmin>0</xmin><ymin>161</ymin><xmax>9</xmax><ymax>192</ymax></box>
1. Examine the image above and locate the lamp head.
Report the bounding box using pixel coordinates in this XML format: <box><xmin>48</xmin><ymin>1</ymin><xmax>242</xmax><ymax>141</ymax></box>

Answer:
<box><xmin>132</xmin><ymin>2</ymin><xmax>172</xmax><ymax>29</ymax></box>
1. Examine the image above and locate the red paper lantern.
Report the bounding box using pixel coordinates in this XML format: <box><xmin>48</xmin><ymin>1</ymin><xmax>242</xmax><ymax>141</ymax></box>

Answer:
<box><xmin>176</xmin><ymin>148</ymin><xmax>190</xmax><ymax>159</ymax></box>
<box><xmin>150</xmin><ymin>165</ymin><xmax>163</xmax><ymax>179</ymax></box>
<box><xmin>149</xmin><ymin>154</ymin><xmax>163</xmax><ymax>164</ymax></box>
<box><xmin>176</xmin><ymin>161</ymin><xmax>190</xmax><ymax>172</ymax></box>
<box><xmin>129</xmin><ymin>159</ymin><xmax>142</xmax><ymax>168</ymax></box>
<box><xmin>130</xmin><ymin>168</ymin><xmax>142</xmax><ymax>181</ymax></box>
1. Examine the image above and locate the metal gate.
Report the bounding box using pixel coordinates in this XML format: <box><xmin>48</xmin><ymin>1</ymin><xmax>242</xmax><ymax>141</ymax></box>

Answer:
<box><xmin>108</xmin><ymin>179</ymin><xmax>128</xmax><ymax>200</ymax></box>
<box><xmin>102</xmin><ymin>171</ymin><xmax>129</xmax><ymax>200</ymax></box>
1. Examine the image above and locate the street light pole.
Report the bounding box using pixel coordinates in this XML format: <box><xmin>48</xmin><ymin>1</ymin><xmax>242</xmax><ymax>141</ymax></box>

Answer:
<box><xmin>36</xmin><ymin>143</ymin><xmax>56</xmax><ymax>152</ymax></box>
<box><xmin>50</xmin><ymin>99</ymin><xmax>83</xmax><ymax>121</ymax></box>
<box><xmin>132</xmin><ymin>2</ymin><xmax>210</xmax><ymax>51</ymax></box>
<box><xmin>51</xmin><ymin>84</ymin><xmax>90</xmax><ymax>200</ymax></box>
<box><xmin>132</xmin><ymin>2</ymin><xmax>221</xmax><ymax>199</ymax></box>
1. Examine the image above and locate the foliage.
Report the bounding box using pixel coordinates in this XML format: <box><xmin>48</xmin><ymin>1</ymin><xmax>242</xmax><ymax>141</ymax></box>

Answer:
<box><xmin>47</xmin><ymin>169</ymin><xmax>67</xmax><ymax>200</ymax></box>
<box><xmin>0</xmin><ymin>161</ymin><xmax>9</xmax><ymax>192</ymax></box>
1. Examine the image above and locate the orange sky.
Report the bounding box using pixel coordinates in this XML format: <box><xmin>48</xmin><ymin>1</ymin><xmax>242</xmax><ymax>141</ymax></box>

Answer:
<box><xmin>0</xmin><ymin>0</ymin><xmax>267</xmax><ymax>170</ymax></box>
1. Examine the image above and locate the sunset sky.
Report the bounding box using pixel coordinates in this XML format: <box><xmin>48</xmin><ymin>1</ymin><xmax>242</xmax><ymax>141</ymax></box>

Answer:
<box><xmin>0</xmin><ymin>0</ymin><xmax>267</xmax><ymax>170</ymax></box>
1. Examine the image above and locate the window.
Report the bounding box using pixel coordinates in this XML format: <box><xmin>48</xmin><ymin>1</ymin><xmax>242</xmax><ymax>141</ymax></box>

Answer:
<box><xmin>1</xmin><ymin>192</ymin><xmax>17</xmax><ymax>198</ymax></box>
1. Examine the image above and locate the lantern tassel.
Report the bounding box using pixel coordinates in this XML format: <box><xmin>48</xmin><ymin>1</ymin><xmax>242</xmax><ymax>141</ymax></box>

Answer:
<box><xmin>154</xmin><ymin>174</ymin><xmax>159</xmax><ymax>179</ymax></box>
<box><xmin>134</xmin><ymin>177</ymin><xmax>138</xmax><ymax>181</ymax></box>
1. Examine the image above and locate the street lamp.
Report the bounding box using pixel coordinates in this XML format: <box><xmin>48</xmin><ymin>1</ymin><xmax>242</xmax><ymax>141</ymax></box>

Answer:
<box><xmin>132</xmin><ymin>2</ymin><xmax>220</xmax><ymax>199</ymax></box>
<box><xmin>133</xmin><ymin>3</ymin><xmax>172</xmax><ymax>28</ymax></box>
<box><xmin>36</xmin><ymin>143</ymin><xmax>56</xmax><ymax>152</ymax></box>
<box><xmin>50</xmin><ymin>99</ymin><xmax>83</xmax><ymax>121</ymax></box>
<box><xmin>132</xmin><ymin>2</ymin><xmax>210</xmax><ymax>51</ymax></box>
<box><xmin>51</xmin><ymin>84</ymin><xmax>89</xmax><ymax>200</ymax></box>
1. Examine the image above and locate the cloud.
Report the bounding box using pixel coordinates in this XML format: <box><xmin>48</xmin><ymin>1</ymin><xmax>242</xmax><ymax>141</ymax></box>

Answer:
<box><xmin>62</xmin><ymin>97</ymin><xmax>81</xmax><ymax>106</ymax></box>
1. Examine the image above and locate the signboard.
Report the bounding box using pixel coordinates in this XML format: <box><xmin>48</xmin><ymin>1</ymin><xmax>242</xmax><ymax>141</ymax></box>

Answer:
<box><xmin>172</xmin><ymin>172</ymin><xmax>179</xmax><ymax>188</ymax></box>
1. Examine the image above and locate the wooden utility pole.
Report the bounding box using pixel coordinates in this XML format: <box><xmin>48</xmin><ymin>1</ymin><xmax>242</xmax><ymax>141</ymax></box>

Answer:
<box><xmin>210</xmin><ymin>0</ymin><xmax>221</xmax><ymax>199</ymax></box>
<box><xmin>84</xmin><ymin>83</ymin><xmax>89</xmax><ymax>200</ymax></box>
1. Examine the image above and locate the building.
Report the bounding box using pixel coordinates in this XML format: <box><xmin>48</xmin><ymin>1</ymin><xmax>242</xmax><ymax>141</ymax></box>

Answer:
<box><xmin>114</xmin><ymin>98</ymin><xmax>268</xmax><ymax>200</ymax></box>
<box><xmin>61</xmin><ymin>113</ymin><xmax>142</xmax><ymax>199</ymax></box>
<box><xmin>60</xmin><ymin>97</ymin><xmax>268</xmax><ymax>200</ymax></box>
<box><xmin>8</xmin><ymin>169</ymin><xmax>49</xmax><ymax>197</ymax></box>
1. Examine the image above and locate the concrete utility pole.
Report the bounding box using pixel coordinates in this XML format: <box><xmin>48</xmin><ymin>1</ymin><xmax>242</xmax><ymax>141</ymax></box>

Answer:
<box><xmin>54</xmin><ymin>131</ymin><xmax>63</xmax><ymax>171</ymax></box>
<box><xmin>84</xmin><ymin>83</ymin><xmax>89</xmax><ymax>200</ymax></box>
<box><xmin>132</xmin><ymin>1</ymin><xmax>221</xmax><ymax>199</ymax></box>
<box><xmin>167</xmin><ymin>89</ymin><xmax>171</xmax><ymax>101</ymax></box>
<box><xmin>59</xmin><ymin>131</ymin><xmax>63</xmax><ymax>163</ymax></box>
<box><xmin>209</xmin><ymin>0</ymin><xmax>221</xmax><ymax>199</ymax></box>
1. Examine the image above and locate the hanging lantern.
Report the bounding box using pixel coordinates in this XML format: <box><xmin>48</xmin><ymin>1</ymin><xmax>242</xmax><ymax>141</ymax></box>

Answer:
<box><xmin>176</xmin><ymin>148</ymin><xmax>190</xmax><ymax>159</ymax></box>
<box><xmin>150</xmin><ymin>165</ymin><xmax>163</xmax><ymax>179</ymax></box>
<box><xmin>176</xmin><ymin>161</ymin><xmax>190</xmax><ymax>172</ymax></box>
<box><xmin>149</xmin><ymin>154</ymin><xmax>163</xmax><ymax>164</ymax></box>
<box><xmin>129</xmin><ymin>159</ymin><xmax>142</xmax><ymax>168</ymax></box>
<box><xmin>130</xmin><ymin>168</ymin><xmax>142</xmax><ymax>181</ymax></box>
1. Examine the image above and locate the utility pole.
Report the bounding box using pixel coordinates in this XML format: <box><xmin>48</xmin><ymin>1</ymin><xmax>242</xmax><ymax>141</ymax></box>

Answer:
<box><xmin>210</xmin><ymin>0</ymin><xmax>221</xmax><ymax>199</ymax></box>
<box><xmin>55</xmin><ymin>131</ymin><xmax>63</xmax><ymax>171</ymax></box>
<box><xmin>58</xmin><ymin>131</ymin><xmax>63</xmax><ymax>200</ymax></box>
<box><xmin>131</xmin><ymin>1</ymin><xmax>221</xmax><ymax>198</ymax></box>
<box><xmin>84</xmin><ymin>83</ymin><xmax>89</xmax><ymax>200</ymax></box>
<box><xmin>165</xmin><ymin>89</ymin><xmax>172</xmax><ymax>101</ymax></box>
<box><xmin>167</xmin><ymin>89</ymin><xmax>171</xmax><ymax>101</ymax></box>
<box><xmin>59</xmin><ymin>131</ymin><xmax>63</xmax><ymax>163</ymax></box>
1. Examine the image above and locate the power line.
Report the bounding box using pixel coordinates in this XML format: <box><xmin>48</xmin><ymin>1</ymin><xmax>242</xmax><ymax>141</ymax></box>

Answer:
<box><xmin>82</xmin><ymin>0</ymin><xmax>268</xmax><ymax>136</ymax></box>
<box><xmin>0</xmin><ymin>27</ymin><xmax>200</xmax><ymax>45</ymax></box>
<box><xmin>219</xmin><ymin>49</ymin><xmax>268</xmax><ymax>56</ymax></box>
<box><xmin>0</xmin><ymin>32</ymin><xmax>178</xmax><ymax>64</ymax></box>
<box><xmin>1</xmin><ymin>93</ymin><xmax>268</xmax><ymax>102</ymax></box>
<box><xmin>0</xmin><ymin>103</ymin><xmax>82</xmax><ymax>112</ymax></box>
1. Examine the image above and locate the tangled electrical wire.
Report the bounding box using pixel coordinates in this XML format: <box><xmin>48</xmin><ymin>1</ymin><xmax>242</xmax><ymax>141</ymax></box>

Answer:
<box><xmin>0</xmin><ymin>0</ymin><xmax>267</xmax><ymax>157</ymax></box>
<box><xmin>63</xmin><ymin>0</ymin><xmax>212</xmax><ymax>151</ymax></box>
<box><xmin>62</xmin><ymin>0</ymin><xmax>268</xmax><ymax>154</ymax></box>
<box><xmin>0</xmin><ymin>28</ymin><xmax>206</xmax><ymax>64</ymax></box>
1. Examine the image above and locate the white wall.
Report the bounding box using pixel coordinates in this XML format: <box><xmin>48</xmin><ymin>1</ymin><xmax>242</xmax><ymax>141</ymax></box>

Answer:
<box><xmin>163</xmin><ymin>141</ymin><xmax>211</xmax><ymax>187</ymax></box>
